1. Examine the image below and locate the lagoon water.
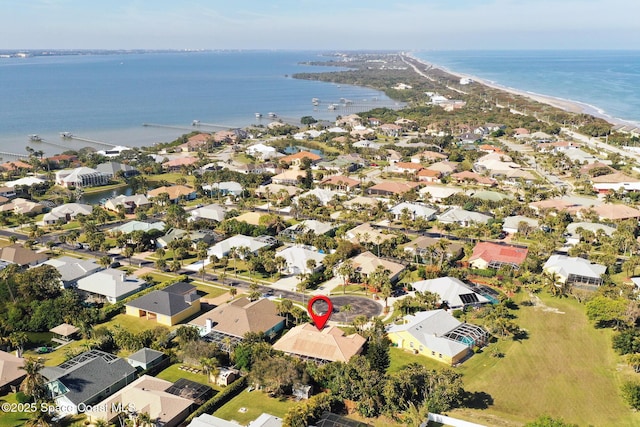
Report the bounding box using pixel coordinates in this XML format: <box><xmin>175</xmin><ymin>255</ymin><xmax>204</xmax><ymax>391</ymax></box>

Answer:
<box><xmin>415</xmin><ymin>50</ymin><xmax>640</xmax><ymax>126</ymax></box>
<box><xmin>0</xmin><ymin>51</ymin><xmax>396</xmax><ymax>157</ymax></box>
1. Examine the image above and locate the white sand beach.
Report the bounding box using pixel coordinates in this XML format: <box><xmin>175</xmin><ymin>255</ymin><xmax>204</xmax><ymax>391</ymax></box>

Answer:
<box><xmin>406</xmin><ymin>54</ymin><xmax>628</xmax><ymax>126</ymax></box>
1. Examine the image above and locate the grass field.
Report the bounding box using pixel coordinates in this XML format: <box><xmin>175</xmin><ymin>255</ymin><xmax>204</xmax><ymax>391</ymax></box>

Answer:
<box><xmin>448</xmin><ymin>293</ymin><xmax>640</xmax><ymax>427</ymax></box>
<box><xmin>212</xmin><ymin>390</ymin><xmax>294</xmax><ymax>424</ymax></box>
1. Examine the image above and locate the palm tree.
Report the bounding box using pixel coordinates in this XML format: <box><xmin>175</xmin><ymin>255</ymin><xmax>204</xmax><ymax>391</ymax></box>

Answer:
<box><xmin>19</xmin><ymin>357</ymin><xmax>46</xmax><ymax>400</ymax></box>
<box><xmin>337</xmin><ymin>259</ymin><xmax>354</xmax><ymax>295</ymax></box>
<box><xmin>200</xmin><ymin>357</ymin><xmax>219</xmax><ymax>383</ymax></box>
<box><xmin>9</xmin><ymin>332</ymin><xmax>28</xmax><ymax>358</ymax></box>
<box><xmin>340</xmin><ymin>304</ymin><xmax>353</xmax><ymax>322</ymax></box>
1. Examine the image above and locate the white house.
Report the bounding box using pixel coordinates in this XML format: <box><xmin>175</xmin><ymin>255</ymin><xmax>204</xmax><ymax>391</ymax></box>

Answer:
<box><xmin>77</xmin><ymin>269</ymin><xmax>146</xmax><ymax>303</ymax></box>
<box><xmin>207</xmin><ymin>235</ymin><xmax>271</xmax><ymax>260</ymax></box>
<box><xmin>437</xmin><ymin>207</ymin><xmax>492</xmax><ymax>226</ymax></box>
<box><xmin>246</xmin><ymin>143</ymin><xmax>278</xmax><ymax>160</ymax></box>
<box><xmin>390</xmin><ymin>202</ymin><xmax>437</xmax><ymax>221</ymax></box>
<box><xmin>188</xmin><ymin>203</ymin><xmax>227</xmax><ymax>223</ymax></box>
<box><xmin>542</xmin><ymin>255</ymin><xmax>606</xmax><ymax>288</ymax></box>
<box><xmin>276</xmin><ymin>246</ymin><xmax>326</xmax><ymax>275</ymax></box>
<box><xmin>43</xmin><ymin>203</ymin><xmax>93</xmax><ymax>225</ymax></box>
<box><xmin>55</xmin><ymin>167</ymin><xmax>110</xmax><ymax>188</ymax></box>
<box><xmin>412</xmin><ymin>277</ymin><xmax>490</xmax><ymax>309</ymax></box>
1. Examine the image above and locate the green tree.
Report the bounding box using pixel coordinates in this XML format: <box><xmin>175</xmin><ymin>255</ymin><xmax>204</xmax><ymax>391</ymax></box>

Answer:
<box><xmin>524</xmin><ymin>415</ymin><xmax>579</xmax><ymax>427</ymax></box>
<box><xmin>19</xmin><ymin>357</ymin><xmax>46</xmax><ymax>400</ymax></box>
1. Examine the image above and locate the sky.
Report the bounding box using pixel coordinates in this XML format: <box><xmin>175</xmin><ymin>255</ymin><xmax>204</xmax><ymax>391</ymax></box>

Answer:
<box><xmin>2</xmin><ymin>0</ymin><xmax>639</xmax><ymax>50</ymax></box>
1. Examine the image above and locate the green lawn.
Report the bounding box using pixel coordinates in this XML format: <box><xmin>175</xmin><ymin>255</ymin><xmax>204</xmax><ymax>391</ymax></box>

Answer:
<box><xmin>212</xmin><ymin>390</ymin><xmax>294</xmax><ymax>424</ymax></box>
<box><xmin>387</xmin><ymin>347</ymin><xmax>446</xmax><ymax>373</ymax></box>
<box><xmin>99</xmin><ymin>313</ymin><xmax>164</xmax><ymax>334</ymax></box>
<box><xmin>449</xmin><ymin>293</ymin><xmax>640</xmax><ymax>427</ymax></box>
<box><xmin>156</xmin><ymin>363</ymin><xmax>222</xmax><ymax>392</ymax></box>
<box><xmin>0</xmin><ymin>392</ymin><xmax>30</xmax><ymax>427</ymax></box>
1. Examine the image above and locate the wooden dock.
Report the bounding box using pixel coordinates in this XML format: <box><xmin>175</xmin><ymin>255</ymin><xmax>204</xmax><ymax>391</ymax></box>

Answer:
<box><xmin>65</xmin><ymin>135</ymin><xmax>115</xmax><ymax>148</ymax></box>
<box><xmin>142</xmin><ymin>123</ymin><xmax>195</xmax><ymax>132</ymax></box>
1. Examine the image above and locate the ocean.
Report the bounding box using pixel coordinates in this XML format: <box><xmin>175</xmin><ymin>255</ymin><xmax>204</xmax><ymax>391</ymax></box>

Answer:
<box><xmin>414</xmin><ymin>50</ymin><xmax>640</xmax><ymax>127</ymax></box>
<box><xmin>0</xmin><ymin>51</ymin><xmax>398</xmax><ymax>158</ymax></box>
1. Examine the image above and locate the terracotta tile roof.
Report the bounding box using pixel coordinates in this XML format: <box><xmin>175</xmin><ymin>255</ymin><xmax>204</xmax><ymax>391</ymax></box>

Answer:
<box><xmin>395</xmin><ymin>162</ymin><xmax>424</xmax><ymax>171</ymax></box>
<box><xmin>591</xmin><ymin>203</ymin><xmax>640</xmax><ymax>220</ymax></box>
<box><xmin>273</xmin><ymin>324</ymin><xmax>366</xmax><ymax>362</ymax></box>
<box><xmin>591</xmin><ymin>172</ymin><xmax>640</xmax><ymax>183</ymax></box>
<box><xmin>367</xmin><ymin>181</ymin><xmax>420</xmax><ymax>194</ymax></box>
<box><xmin>413</xmin><ymin>151</ymin><xmax>447</xmax><ymax>160</ymax></box>
<box><xmin>188</xmin><ymin>133</ymin><xmax>210</xmax><ymax>143</ymax></box>
<box><xmin>469</xmin><ymin>242</ymin><xmax>528</xmax><ymax>266</ymax></box>
<box><xmin>147</xmin><ymin>185</ymin><xmax>196</xmax><ymax>200</ymax></box>
<box><xmin>320</xmin><ymin>175</ymin><xmax>360</xmax><ymax>187</ymax></box>
<box><xmin>0</xmin><ymin>160</ymin><xmax>33</xmax><ymax>171</ymax></box>
<box><xmin>280</xmin><ymin>151</ymin><xmax>322</xmax><ymax>164</ymax></box>
<box><xmin>162</xmin><ymin>157</ymin><xmax>198</xmax><ymax>168</ymax></box>
<box><xmin>417</xmin><ymin>169</ymin><xmax>441</xmax><ymax>177</ymax></box>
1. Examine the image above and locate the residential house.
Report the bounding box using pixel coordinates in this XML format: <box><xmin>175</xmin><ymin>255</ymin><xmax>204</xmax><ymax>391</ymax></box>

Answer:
<box><xmin>162</xmin><ymin>156</ymin><xmax>198</xmax><ymax>171</ymax></box>
<box><xmin>543</xmin><ymin>255</ymin><xmax>606</xmax><ymax>289</ymax></box>
<box><xmin>207</xmin><ymin>234</ymin><xmax>271</xmax><ymax>260</ymax></box>
<box><xmin>0</xmin><ymin>187</ymin><xmax>16</xmax><ymax>198</ymax></box>
<box><xmin>280</xmin><ymin>151</ymin><xmax>322</xmax><ymax>167</ymax></box>
<box><xmin>77</xmin><ymin>269</ymin><xmax>146</xmax><ymax>304</ymax></box>
<box><xmin>126</xmin><ymin>348</ymin><xmax>166</xmax><ymax>371</ymax></box>
<box><xmin>350</xmin><ymin>251</ymin><xmax>405</xmax><ymax>283</ymax></box>
<box><xmin>97</xmin><ymin>146</ymin><xmax>132</xmax><ymax>157</ymax></box>
<box><xmin>402</xmin><ymin>236</ymin><xmax>464</xmax><ymax>261</ymax></box>
<box><xmin>43</xmin><ymin>203</ymin><xmax>93</xmax><ymax>225</ymax></box>
<box><xmin>276</xmin><ymin>246</ymin><xmax>326</xmax><ymax>275</ymax></box>
<box><xmin>125</xmin><ymin>282</ymin><xmax>201</xmax><ymax>326</ymax></box>
<box><xmin>469</xmin><ymin>242</ymin><xmax>528</xmax><ymax>270</ymax></box>
<box><xmin>412</xmin><ymin>277</ymin><xmax>490</xmax><ymax>309</ymax></box>
<box><xmin>394</xmin><ymin>162</ymin><xmax>424</xmax><ymax>175</ymax></box>
<box><xmin>104</xmin><ymin>194</ymin><xmax>151</xmax><ymax>214</ymax></box>
<box><xmin>271</xmin><ymin>170</ymin><xmax>305</xmax><ymax>186</ymax></box>
<box><xmin>390</xmin><ymin>202</ymin><xmax>437</xmax><ymax>221</ymax></box>
<box><xmin>191</xmin><ymin>298</ymin><xmax>286</xmax><ymax>341</ymax></box>
<box><xmin>255</xmin><ymin>183</ymin><xmax>301</xmax><ymax>199</ymax></box>
<box><xmin>202</xmin><ymin>181</ymin><xmax>243</xmax><ymax>197</ymax></box>
<box><xmin>147</xmin><ymin>185</ymin><xmax>197</xmax><ymax>204</ymax></box>
<box><xmin>0</xmin><ymin>160</ymin><xmax>33</xmax><ymax>173</ymax></box>
<box><xmin>280</xmin><ymin>220</ymin><xmax>336</xmax><ymax>241</ymax></box>
<box><xmin>96</xmin><ymin>161</ymin><xmax>138</xmax><ymax>178</ymax></box>
<box><xmin>379</xmin><ymin>123</ymin><xmax>402</xmax><ymax>137</ymax></box>
<box><xmin>319</xmin><ymin>175</ymin><xmax>360</xmax><ymax>192</ymax></box>
<box><xmin>0</xmin><ymin>244</ymin><xmax>47</xmax><ymax>267</ymax></box>
<box><xmin>246</xmin><ymin>143</ymin><xmax>279</xmax><ymax>160</ymax></box>
<box><xmin>388</xmin><ymin>310</ymin><xmax>488</xmax><ymax>365</ymax></box>
<box><xmin>565</xmin><ymin>222</ymin><xmax>616</xmax><ymax>246</ymax></box>
<box><xmin>178</xmin><ymin>133</ymin><xmax>211</xmax><ymax>152</ymax></box>
<box><xmin>315</xmin><ymin>158</ymin><xmax>358</xmax><ymax>173</ymax></box>
<box><xmin>55</xmin><ymin>167</ymin><xmax>110</xmax><ymax>188</ymax></box>
<box><xmin>591</xmin><ymin>172</ymin><xmax>640</xmax><ymax>193</ymax></box>
<box><xmin>502</xmin><ymin>215</ymin><xmax>539</xmax><ymax>235</ymax></box>
<box><xmin>295</xmin><ymin>188</ymin><xmax>340</xmax><ymax>206</ymax></box>
<box><xmin>589</xmin><ymin>203</ymin><xmax>640</xmax><ymax>221</ymax></box>
<box><xmin>43</xmin><ymin>256</ymin><xmax>102</xmax><ymax>289</ymax></box>
<box><xmin>188</xmin><ymin>203</ymin><xmax>227</xmax><ymax>223</ymax></box>
<box><xmin>5</xmin><ymin>177</ymin><xmax>46</xmax><ymax>189</ymax></box>
<box><xmin>273</xmin><ymin>324</ymin><xmax>366</xmax><ymax>363</ymax></box>
<box><xmin>419</xmin><ymin>185</ymin><xmax>463</xmax><ymax>202</ymax></box>
<box><xmin>437</xmin><ymin>207</ymin><xmax>492</xmax><ymax>226</ymax></box>
<box><xmin>411</xmin><ymin>151</ymin><xmax>447</xmax><ymax>164</ymax></box>
<box><xmin>42</xmin><ymin>350</ymin><xmax>137</xmax><ymax>416</ymax></box>
<box><xmin>367</xmin><ymin>181</ymin><xmax>420</xmax><ymax>197</ymax></box>
<box><xmin>416</xmin><ymin>169</ymin><xmax>442</xmax><ymax>183</ymax></box>
<box><xmin>345</xmin><ymin>223</ymin><xmax>395</xmax><ymax>245</ymax></box>
<box><xmin>109</xmin><ymin>220</ymin><xmax>166</xmax><ymax>235</ymax></box>
<box><xmin>86</xmin><ymin>375</ymin><xmax>192</xmax><ymax>427</ymax></box>
<box><xmin>352</xmin><ymin>140</ymin><xmax>382</xmax><ymax>150</ymax></box>
<box><xmin>450</xmin><ymin>171</ymin><xmax>497</xmax><ymax>187</ymax></box>
<box><xmin>426</xmin><ymin>161</ymin><xmax>459</xmax><ymax>176</ymax></box>
<box><xmin>0</xmin><ymin>198</ymin><xmax>44</xmax><ymax>216</ymax></box>
<box><xmin>0</xmin><ymin>350</ymin><xmax>25</xmax><ymax>394</ymax></box>
<box><xmin>188</xmin><ymin>414</ymin><xmax>282</xmax><ymax>427</ymax></box>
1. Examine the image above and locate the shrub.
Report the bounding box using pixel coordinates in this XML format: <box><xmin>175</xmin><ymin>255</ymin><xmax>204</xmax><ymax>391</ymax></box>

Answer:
<box><xmin>621</xmin><ymin>381</ymin><xmax>640</xmax><ymax>410</ymax></box>
<box><xmin>15</xmin><ymin>392</ymin><xmax>32</xmax><ymax>403</ymax></box>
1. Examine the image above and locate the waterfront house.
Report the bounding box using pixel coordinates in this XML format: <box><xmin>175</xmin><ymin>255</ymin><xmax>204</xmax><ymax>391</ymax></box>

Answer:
<box><xmin>96</xmin><ymin>161</ymin><xmax>138</xmax><ymax>178</ymax></box>
<box><xmin>125</xmin><ymin>282</ymin><xmax>201</xmax><ymax>326</ymax></box>
<box><xmin>387</xmin><ymin>310</ymin><xmax>488</xmax><ymax>365</ymax></box>
<box><xmin>147</xmin><ymin>185</ymin><xmax>197</xmax><ymax>204</ymax></box>
<box><xmin>55</xmin><ymin>167</ymin><xmax>110</xmax><ymax>188</ymax></box>
<box><xmin>41</xmin><ymin>350</ymin><xmax>137</xmax><ymax>417</ymax></box>
<box><xmin>103</xmin><ymin>194</ymin><xmax>151</xmax><ymax>213</ymax></box>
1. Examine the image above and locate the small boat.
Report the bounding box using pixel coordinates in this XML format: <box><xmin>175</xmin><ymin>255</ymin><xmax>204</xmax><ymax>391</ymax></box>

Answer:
<box><xmin>328</xmin><ymin>104</ymin><xmax>337</xmax><ymax>111</ymax></box>
<box><xmin>255</xmin><ymin>113</ymin><xmax>263</xmax><ymax>118</ymax></box>
<box><xmin>29</xmin><ymin>134</ymin><xmax>42</xmax><ymax>142</ymax></box>
<box><xmin>268</xmin><ymin>112</ymin><xmax>277</xmax><ymax>118</ymax></box>
<box><xmin>312</xmin><ymin>98</ymin><xmax>320</xmax><ymax>104</ymax></box>
<box><xmin>60</xmin><ymin>131</ymin><xmax>73</xmax><ymax>138</ymax></box>
<box><xmin>192</xmin><ymin>120</ymin><xmax>200</xmax><ymax>126</ymax></box>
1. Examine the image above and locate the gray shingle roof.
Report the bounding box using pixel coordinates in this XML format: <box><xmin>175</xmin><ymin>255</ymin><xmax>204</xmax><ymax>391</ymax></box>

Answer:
<box><xmin>127</xmin><ymin>347</ymin><xmax>164</xmax><ymax>364</ymax></box>
<box><xmin>126</xmin><ymin>290</ymin><xmax>193</xmax><ymax>317</ymax></box>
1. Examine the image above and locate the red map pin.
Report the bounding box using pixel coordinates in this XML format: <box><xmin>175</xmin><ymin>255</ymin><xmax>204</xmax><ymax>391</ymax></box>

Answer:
<box><xmin>307</xmin><ymin>295</ymin><xmax>333</xmax><ymax>330</ymax></box>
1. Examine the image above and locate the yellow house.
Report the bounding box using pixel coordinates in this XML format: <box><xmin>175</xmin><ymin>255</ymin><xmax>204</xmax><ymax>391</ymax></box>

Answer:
<box><xmin>125</xmin><ymin>282</ymin><xmax>201</xmax><ymax>327</ymax></box>
<box><xmin>388</xmin><ymin>310</ymin><xmax>488</xmax><ymax>366</ymax></box>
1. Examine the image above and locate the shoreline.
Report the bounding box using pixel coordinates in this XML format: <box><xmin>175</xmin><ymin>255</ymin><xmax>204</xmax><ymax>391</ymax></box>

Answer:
<box><xmin>406</xmin><ymin>53</ymin><xmax>640</xmax><ymax>128</ymax></box>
